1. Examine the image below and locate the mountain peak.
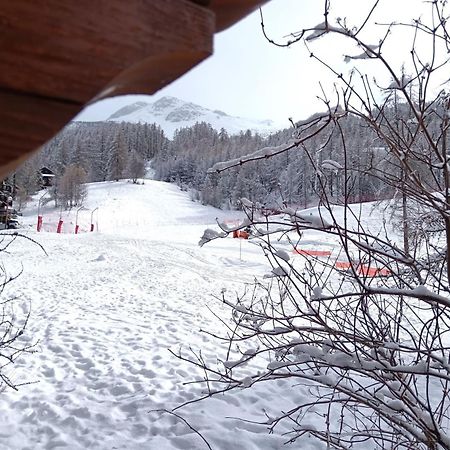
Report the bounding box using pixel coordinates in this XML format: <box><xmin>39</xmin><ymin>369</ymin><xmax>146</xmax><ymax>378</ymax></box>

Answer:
<box><xmin>106</xmin><ymin>96</ymin><xmax>280</xmax><ymax>138</ymax></box>
<box><xmin>152</xmin><ymin>96</ymin><xmax>183</xmax><ymax>110</ymax></box>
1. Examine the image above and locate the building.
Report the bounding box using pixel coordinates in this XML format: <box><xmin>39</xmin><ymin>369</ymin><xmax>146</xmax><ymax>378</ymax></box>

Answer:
<box><xmin>40</xmin><ymin>167</ymin><xmax>56</xmax><ymax>187</ymax></box>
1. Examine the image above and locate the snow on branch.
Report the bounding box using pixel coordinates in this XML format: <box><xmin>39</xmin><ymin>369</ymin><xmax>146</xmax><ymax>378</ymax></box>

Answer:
<box><xmin>280</xmin><ymin>207</ymin><xmax>333</xmax><ymax>229</ymax></box>
<box><xmin>207</xmin><ymin>142</ymin><xmax>297</xmax><ymax>174</ymax></box>
<box><xmin>216</xmin><ymin>217</ymin><xmax>251</xmax><ymax>233</ymax></box>
<box><xmin>207</xmin><ymin>113</ymin><xmax>334</xmax><ymax>174</ymax></box>
<box><xmin>365</xmin><ymin>285</ymin><xmax>450</xmax><ymax>308</ymax></box>
<box><xmin>344</xmin><ymin>43</ymin><xmax>380</xmax><ymax>62</ymax></box>
<box><xmin>321</xmin><ymin>159</ymin><xmax>344</xmax><ymax>171</ymax></box>
<box><xmin>305</xmin><ymin>22</ymin><xmax>344</xmax><ymax>42</ymax></box>
<box><xmin>386</xmin><ymin>74</ymin><xmax>412</xmax><ymax>90</ymax></box>
<box><xmin>198</xmin><ymin>228</ymin><xmax>227</xmax><ymax>247</ymax></box>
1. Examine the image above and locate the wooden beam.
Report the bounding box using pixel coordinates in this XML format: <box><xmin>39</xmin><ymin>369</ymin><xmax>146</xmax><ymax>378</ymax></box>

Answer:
<box><xmin>189</xmin><ymin>0</ymin><xmax>269</xmax><ymax>32</ymax></box>
<box><xmin>0</xmin><ymin>0</ymin><xmax>214</xmax><ymax>103</ymax></box>
<box><xmin>209</xmin><ymin>0</ymin><xmax>269</xmax><ymax>32</ymax></box>
<box><xmin>0</xmin><ymin>0</ymin><xmax>272</xmax><ymax>178</ymax></box>
<box><xmin>0</xmin><ymin>91</ymin><xmax>79</xmax><ymax>180</ymax></box>
<box><xmin>0</xmin><ymin>0</ymin><xmax>214</xmax><ymax>177</ymax></box>
<box><xmin>92</xmin><ymin>51</ymin><xmax>211</xmax><ymax>102</ymax></box>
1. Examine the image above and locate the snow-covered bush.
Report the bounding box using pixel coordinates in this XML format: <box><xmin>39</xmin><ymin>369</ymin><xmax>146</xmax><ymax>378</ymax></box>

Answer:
<box><xmin>177</xmin><ymin>2</ymin><xmax>450</xmax><ymax>448</ymax></box>
<box><xmin>0</xmin><ymin>233</ymin><xmax>36</xmax><ymax>392</ymax></box>
<box><xmin>58</xmin><ymin>164</ymin><xmax>87</xmax><ymax>209</ymax></box>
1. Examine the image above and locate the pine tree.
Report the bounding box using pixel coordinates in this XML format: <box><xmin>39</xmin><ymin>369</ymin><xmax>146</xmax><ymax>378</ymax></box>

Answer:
<box><xmin>107</xmin><ymin>128</ymin><xmax>128</xmax><ymax>181</ymax></box>
<box><xmin>127</xmin><ymin>150</ymin><xmax>146</xmax><ymax>183</ymax></box>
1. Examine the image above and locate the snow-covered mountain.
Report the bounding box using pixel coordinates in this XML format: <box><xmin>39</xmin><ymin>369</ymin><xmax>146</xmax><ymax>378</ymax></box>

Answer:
<box><xmin>106</xmin><ymin>96</ymin><xmax>281</xmax><ymax>138</ymax></box>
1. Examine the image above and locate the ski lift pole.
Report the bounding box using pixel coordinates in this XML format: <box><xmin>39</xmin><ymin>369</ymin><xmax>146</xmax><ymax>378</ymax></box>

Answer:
<box><xmin>57</xmin><ymin>206</ymin><xmax>63</xmax><ymax>233</ymax></box>
<box><xmin>75</xmin><ymin>206</ymin><xmax>83</xmax><ymax>234</ymax></box>
<box><xmin>90</xmin><ymin>207</ymin><xmax>98</xmax><ymax>232</ymax></box>
<box><xmin>37</xmin><ymin>191</ymin><xmax>47</xmax><ymax>232</ymax></box>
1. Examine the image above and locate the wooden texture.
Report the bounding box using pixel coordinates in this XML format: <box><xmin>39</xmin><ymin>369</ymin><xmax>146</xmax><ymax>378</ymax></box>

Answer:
<box><xmin>209</xmin><ymin>0</ymin><xmax>269</xmax><ymax>32</ymax></box>
<box><xmin>0</xmin><ymin>0</ymin><xmax>214</xmax><ymax>179</ymax></box>
<box><xmin>0</xmin><ymin>0</ymin><xmax>214</xmax><ymax>103</ymax></box>
<box><xmin>189</xmin><ymin>0</ymin><xmax>269</xmax><ymax>31</ymax></box>
<box><xmin>0</xmin><ymin>0</ymin><xmax>270</xmax><ymax>180</ymax></box>
<box><xmin>0</xmin><ymin>91</ymin><xmax>80</xmax><ymax>179</ymax></box>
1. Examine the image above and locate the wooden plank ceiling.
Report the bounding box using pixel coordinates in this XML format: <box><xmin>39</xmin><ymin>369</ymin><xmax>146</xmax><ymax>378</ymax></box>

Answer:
<box><xmin>0</xmin><ymin>0</ymin><xmax>267</xmax><ymax>179</ymax></box>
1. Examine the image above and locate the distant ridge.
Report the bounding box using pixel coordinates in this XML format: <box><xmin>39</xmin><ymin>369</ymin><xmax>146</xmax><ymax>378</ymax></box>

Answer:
<box><xmin>108</xmin><ymin>102</ymin><xmax>149</xmax><ymax>120</ymax></box>
<box><xmin>105</xmin><ymin>96</ymin><xmax>281</xmax><ymax>138</ymax></box>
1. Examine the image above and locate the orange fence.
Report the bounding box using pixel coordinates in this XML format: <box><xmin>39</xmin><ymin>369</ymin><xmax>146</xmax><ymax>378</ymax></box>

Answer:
<box><xmin>292</xmin><ymin>249</ymin><xmax>392</xmax><ymax>278</ymax></box>
<box><xmin>233</xmin><ymin>230</ymin><xmax>249</xmax><ymax>239</ymax></box>
<box><xmin>293</xmin><ymin>249</ymin><xmax>332</xmax><ymax>257</ymax></box>
<box><xmin>335</xmin><ymin>261</ymin><xmax>352</xmax><ymax>270</ymax></box>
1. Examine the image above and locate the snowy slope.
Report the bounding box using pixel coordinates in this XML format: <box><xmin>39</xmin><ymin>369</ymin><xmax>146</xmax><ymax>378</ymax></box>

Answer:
<box><xmin>106</xmin><ymin>96</ymin><xmax>281</xmax><ymax>138</ymax></box>
<box><xmin>0</xmin><ymin>180</ymin><xmax>326</xmax><ymax>450</ymax></box>
<box><xmin>0</xmin><ymin>179</ymin><xmax>405</xmax><ymax>450</ymax></box>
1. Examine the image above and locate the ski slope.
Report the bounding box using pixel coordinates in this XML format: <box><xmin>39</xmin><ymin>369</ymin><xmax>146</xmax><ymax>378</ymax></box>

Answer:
<box><xmin>0</xmin><ymin>180</ymin><xmax>325</xmax><ymax>450</ymax></box>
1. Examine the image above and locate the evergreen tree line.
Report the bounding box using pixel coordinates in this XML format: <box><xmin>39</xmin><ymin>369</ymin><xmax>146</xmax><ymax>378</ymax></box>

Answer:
<box><xmin>13</xmin><ymin>121</ymin><xmax>168</xmax><ymax>208</ymax></box>
<box><xmin>40</xmin><ymin>121</ymin><xmax>168</xmax><ymax>182</ymax></box>
<box><xmin>13</xmin><ymin>101</ymin><xmax>440</xmax><ymax>210</ymax></box>
<box><xmin>154</xmin><ymin>102</ymin><xmax>443</xmax><ymax>210</ymax></box>
<box><xmin>153</xmin><ymin>116</ymin><xmax>400</xmax><ymax>209</ymax></box>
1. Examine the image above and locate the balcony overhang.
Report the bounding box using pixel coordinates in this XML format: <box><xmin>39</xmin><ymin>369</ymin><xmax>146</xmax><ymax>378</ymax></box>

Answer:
<box><xmin>0</xmin><ymin>0</ymin><xmax>268</xmax><ymax>179</ymax></box>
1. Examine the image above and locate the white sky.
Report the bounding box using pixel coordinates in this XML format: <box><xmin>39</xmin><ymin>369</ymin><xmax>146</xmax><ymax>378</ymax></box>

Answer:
<box><xmin>77</xmin><ymin>0</ymin><xmax>431</xmax><ymax>127</ymax></box>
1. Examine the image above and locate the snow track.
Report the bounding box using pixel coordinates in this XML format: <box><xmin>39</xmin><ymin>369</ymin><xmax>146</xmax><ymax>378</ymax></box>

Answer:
<box><xmin>0</xmin><ymin>181</ymin><xmax>317</xmax><ymax>450</ymax></box>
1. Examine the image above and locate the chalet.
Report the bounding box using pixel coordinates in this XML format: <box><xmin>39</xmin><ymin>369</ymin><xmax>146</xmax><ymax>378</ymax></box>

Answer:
<box><xmin>40</xmin><ymin>167</ymin><xmax>56</xmax><ymax>187</ymax></box>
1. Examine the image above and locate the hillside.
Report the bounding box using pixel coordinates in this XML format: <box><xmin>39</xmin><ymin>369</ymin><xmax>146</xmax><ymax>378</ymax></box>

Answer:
<box><xmin>0</xmin><ymin>177</ymin><xmax>444</xmax><ymax>449</ymax></box>
<box><xmin>0</xmin><ymin>180</ymin><xmax>312</xmax><ymax>450</ymax></box>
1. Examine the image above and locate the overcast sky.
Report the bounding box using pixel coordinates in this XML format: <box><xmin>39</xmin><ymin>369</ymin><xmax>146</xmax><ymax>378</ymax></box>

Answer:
<box><xmin>77</xmin><ymin>0</ymin><xmax>430</xmax><ymax>127</ymax></box>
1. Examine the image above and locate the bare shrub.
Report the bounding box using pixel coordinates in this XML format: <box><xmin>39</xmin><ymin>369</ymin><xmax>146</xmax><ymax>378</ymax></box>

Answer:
<box><xmin>0</xmin><ymin>233</ymin><xmax>38</xmax><ymax>392</ymax></box>
<box><xmin>58</xmin><ymin>164</ymin><xmax>87</xmax><ymax>209</ymax></box>
<box><xmin>176</xmin><ymin>2</ymin><xmax>450</xmax><ymax>448</ymax></box>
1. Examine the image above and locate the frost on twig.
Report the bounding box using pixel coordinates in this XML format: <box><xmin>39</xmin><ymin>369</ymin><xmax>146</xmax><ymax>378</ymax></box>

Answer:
<box><xmin>207</xmin><ymin>142</ymin><xmax>296</xmax><ymax>174</ymax></box>
<box><xmin>344</xmin><ymin>43</ymin><xmax>380</xmax><ymax>62</ymax></box>
<box><xmin>198</xmin><ymin>228</ymin><xmax>227</xmax><ymax>247</ymax></box>
<box><xmin>321</xmin><ymin>159</ymin><xmax>344</xmax><ymax>171</ymax></box>
<box><xmin>305</xmin><ymin>22</ymin><xmax>343</xmax><ymax>42</ymax></box>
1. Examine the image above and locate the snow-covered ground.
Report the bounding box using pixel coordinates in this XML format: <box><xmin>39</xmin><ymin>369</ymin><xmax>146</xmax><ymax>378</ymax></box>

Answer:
<box><xmin>0</xmin><ymin>180</ymin><xmax>337</xmax><ymax>450</ymax></box>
